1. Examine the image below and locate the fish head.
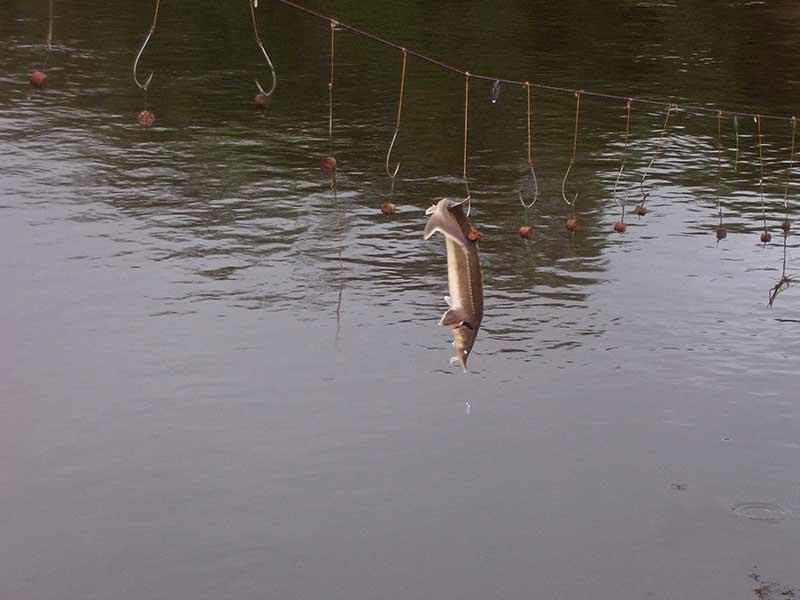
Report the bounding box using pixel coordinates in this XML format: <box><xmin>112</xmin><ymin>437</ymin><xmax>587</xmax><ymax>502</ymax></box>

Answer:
<box><xmin>424</xmin><ymin>198</ymin><xmax>471</xmax><ymax>248</ymax></box>
<box><xmin>451</xmin><ymin>322</ymin><xmax>478</xmax><ymax>371</ymax></box>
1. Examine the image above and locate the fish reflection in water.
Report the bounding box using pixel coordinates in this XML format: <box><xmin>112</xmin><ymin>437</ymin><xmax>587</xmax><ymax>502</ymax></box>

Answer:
<box><xmin>423</xmin><ymin>198</ymin><xmax>484</xmax><ymax>371</ymax></box>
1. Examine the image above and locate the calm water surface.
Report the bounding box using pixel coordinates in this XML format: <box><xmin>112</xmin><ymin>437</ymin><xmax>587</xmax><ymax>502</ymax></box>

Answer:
<box><xmin>2</xmin><ymin>1</ymin><xmax>800</xmax><ymax>598</ymax></box>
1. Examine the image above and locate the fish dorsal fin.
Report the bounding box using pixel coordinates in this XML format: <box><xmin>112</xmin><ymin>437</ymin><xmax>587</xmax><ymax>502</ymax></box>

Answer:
<box><xmin>423</xmin><ymin>200</ymin><xmax>469</xmax><ymax>248</ymax></box>
<box><xmin>440</xmin><ymin>307</ymin><xmax>466</xmax><ymax>327</ymax></box>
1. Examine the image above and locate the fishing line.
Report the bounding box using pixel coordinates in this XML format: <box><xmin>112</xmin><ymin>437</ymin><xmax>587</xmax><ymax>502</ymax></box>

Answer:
<box><xmin>463</xmin><ymin>71</ymin><xmax>472</xmax><ymax>216</ymax></box>
<box><xmin>267</xmin><ymin>0</ymin><xmax>796</xmax><ymax>124</ymax></box>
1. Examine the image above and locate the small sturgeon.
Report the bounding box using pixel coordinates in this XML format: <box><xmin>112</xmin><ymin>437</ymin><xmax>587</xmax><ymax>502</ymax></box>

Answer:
<box><xmin>423</xmin><ymin>198</ymin><xmax>484</xmax><ymax>370</ymax></box>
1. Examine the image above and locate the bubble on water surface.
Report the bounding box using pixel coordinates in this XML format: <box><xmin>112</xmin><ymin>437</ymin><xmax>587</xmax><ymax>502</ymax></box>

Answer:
<box><xmin>732</xmin><ymin>502</ymin><xmax>786</xmax><ymax>523</ymax></box>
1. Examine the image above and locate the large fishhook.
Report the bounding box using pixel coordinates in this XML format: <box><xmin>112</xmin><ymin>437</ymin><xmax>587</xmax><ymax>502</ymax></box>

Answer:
<box><xmin>385</xmin><ymin>49</ymin><xmax>407</xmax><ymax>179</ymax></box>
<box><xmin>561</xmin><ymin>91</ymin><xmax>582</xmax><ymax>208</ymax></box>
<box><xmin>520</xmin><ymin>83</ymin><xmax>539</xmax><ymax>209</ymax></box>
<box><xmin>249</xmin><ymin>0</ymin><xmax>277</xmax><ymax>97</ymax></box>
<box><xmin>520</xmin><ymin>165</ymin><xmax>539</xmax><ymax>209</ymax></box>
<box><xmin>561</xmin><ymin>160</ymin><xmax>578</xmax><ymax>207</ymax></box>
<box><xmin>386</xmin><ymin>128</ymin><xmax>401</xmax><ymax>179</ymax></box>
<box><xmin>133</xmin><ymin>0</ymin><xmax>162</xmax><ymax>92</ymax></box>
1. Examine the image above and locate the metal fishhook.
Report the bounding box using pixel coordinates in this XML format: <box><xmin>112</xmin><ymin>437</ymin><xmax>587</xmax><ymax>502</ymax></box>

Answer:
<box><xmin>385</xmin><ymin>49</ymin><xmax>407</xmax><ymax>179</ymax></box>
<box><xmin>561</xmin><ymin>159</ymin><xmax>579</xmax><ymax>207</ymax></box>
<box><xmin>385</xmin><ymin>128</ymin><xmax>401</xmax><ymax>178</ymax></box>
<box><xmin>133</xmin><ymin>0</ymin><xmax>161</xmax><ymax>92</ymax></box>
<box><xmin>519</xmin><ymin>165</ymin><xmax>539</xmax><ymax>209</ymax></box>
<box><xmin>519</xmin><ymin>82</ymin><xmax>539</xmax><ymax>210</ymax></box>
<box><xmin>133</xmin><ymin>31</ymin><xmax>154</xmax><ymax>91</ymax></box>
<box><xmin>561</xmin><ymin>90</ymin><xmax>583</xmax><ymax>208</ymax></box>
<box><xmin>249</xmin><ymin>0</ymin><xmax>277</xmax><ymax>97</ymax></box>
<box><xmin>611</xmin><ymin>160</ymin><xmax>628</xmax><ymax>210</ymax></box>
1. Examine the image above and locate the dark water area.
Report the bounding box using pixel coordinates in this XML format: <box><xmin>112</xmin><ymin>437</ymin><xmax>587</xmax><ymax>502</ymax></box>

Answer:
<box><xmin>2</xmin><ymin>1</ymin><xmax>800</xmax><ymax>598</ymax></box>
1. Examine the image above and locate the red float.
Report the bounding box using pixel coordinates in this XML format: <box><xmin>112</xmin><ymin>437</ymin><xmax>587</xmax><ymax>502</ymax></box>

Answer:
<box><xmin>30</xmin><ymin>70</ymin><xmax>48</xmax><ymax>89</ymax></box>
<box><xmin>565</xmin><ymin>218</ymin><xmax>579</xmax><ymax>232</ymax></box>
<box><xmin>634</xmin><ymin>205</ymin><xmax>647</xmax><ymax>217</ymax></box>
<box><xmin>518</xmin><ymin>226</ymin><xmax>533</xmax><ymax>239</ymax></box>
<box><xmin>381</xmin><ymin>202</ymin><xmax>397</xmax><ymax>216</ymax></box>
<box><xmin>760</xmin><ymin>231</ymin><xmax>772</xmax><ymax>244</ymax></box>
<box><xmin>467</xmin><ymin>229</ymin><xmax>483</xmax><ymax>242</ymax></box>
<box><xmin>320</xmin><ymin>156</ymin><xmax>337</xmax><ymax>173</ymax></box>
<box><xmin>254</xmin><ymin>93</ymin><xmax>272</xmax><ymax>109</ymax></box>
<box><xmin>614</xmin><ymin>222</ymin><xmax>627</xmax><ymax>234</ymax></box>
<box><xmin>137</xmin><ymin>110</ymin><xmax>155</xmax><ymax>129</ymax></box>
<box><xmin>716</xmin><ymin>226</ymin><xmax>727</xmax><ymax>240</ymax></box>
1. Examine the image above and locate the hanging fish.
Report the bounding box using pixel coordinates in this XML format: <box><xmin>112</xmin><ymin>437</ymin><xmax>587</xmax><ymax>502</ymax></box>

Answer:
<box><xmin>423</xmin><ymin>198</ymin><xmax>484</xmax><ymax>370</ymax></box>
<box><xmin>490</xmin><ymin>80</ymin><xmax>501</xmax><ymax>104</ymax></box>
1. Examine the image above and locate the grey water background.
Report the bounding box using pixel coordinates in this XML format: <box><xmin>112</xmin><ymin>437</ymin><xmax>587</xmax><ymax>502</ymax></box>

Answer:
<box><xmin>2</xmin><ymin>0</ymin><xmax>800</xmax><ymax>598</ymax></box>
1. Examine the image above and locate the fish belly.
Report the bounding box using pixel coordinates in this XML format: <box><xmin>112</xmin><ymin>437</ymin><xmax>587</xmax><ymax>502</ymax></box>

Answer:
<box><xmin>445</xmin><ymin>238</ymin><xmax>470</xmax><ymax>313</ymax></box>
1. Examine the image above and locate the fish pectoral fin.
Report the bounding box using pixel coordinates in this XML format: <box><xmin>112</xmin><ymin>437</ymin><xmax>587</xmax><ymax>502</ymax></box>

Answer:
<box><xmin>423</xmin><ymin>208</ymin><xmax>469</xmax><ymax>248</ymax></box>
<box><xmin>450</xmin><ymin>356</ymin><xmax>469</xmax><ymax>372</ymax></box>
<box><xmin>440</xmin><ymin>307</ymin><xmax>467</xmax><ymax>326</ymax></box>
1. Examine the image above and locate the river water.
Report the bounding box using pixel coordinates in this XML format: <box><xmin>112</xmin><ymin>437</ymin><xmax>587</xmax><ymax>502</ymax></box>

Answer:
<box><xmin>2</xmin><ymin>1</ymin><xmax>799</xmax><ymax>598</ymax></box>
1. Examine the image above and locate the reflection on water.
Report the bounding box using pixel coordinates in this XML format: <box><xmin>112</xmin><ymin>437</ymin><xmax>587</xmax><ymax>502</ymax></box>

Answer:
<box><xmin>2</xmin><ymin>1</ymin><xmax>800</xmax><ymax>599</ymax></box>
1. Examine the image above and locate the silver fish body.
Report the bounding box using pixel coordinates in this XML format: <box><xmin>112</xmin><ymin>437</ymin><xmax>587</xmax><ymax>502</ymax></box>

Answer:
<box><xmin>423</xmin><ymin>198</ymin><xmax>484</xmax><ymax>370</ymax></box>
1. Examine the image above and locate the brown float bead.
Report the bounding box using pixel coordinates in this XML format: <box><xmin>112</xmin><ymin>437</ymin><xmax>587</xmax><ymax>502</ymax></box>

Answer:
<box><xmin>380</xmin><ymin>202</ymin><xmax>397</xmax><ymax>216</ymax></box>
<box><xmin>614</xmin><ymin>222</ymin><xmax>627</xmax><ymax>234</ymax></box>
<box><xmin>30</xmin><ymin>70</ymin><xmax>48</xmax><ymax>89</ymax></box>
<box><xmin>467</xmin><ymin>229</ymin><xmax>483</xmax><ymax>242</ymax></box>
<box><xmin>761</xmin><ymin>231</ymin><xmax>772</xmax><ymax>244</ymax></box>
<box><xmin>565</xmin><ymin>218</ymin><xmax>579</xmax><ymax>232</ymax></box>
<box><xmin>716</xmin><ymin>226</ymin><xmax>727</xmax><ymax>240</ymax></box>
<box><xmin>137</xmin><ymin>110</ymin><xmax>155</xmax><ymax>129</ymax></box>
<box><xmin>320</xmin><ymin>156</ymin><xmax>337</xmax><ymax>173</ymax></box>
<box><xmin>634</xmin><ymin>205</ymin><xmax>647</xmax><ymax>217</ymax></box>
<box><xmin>254</xmin><ymin>93</ymin><xmax>272</xmax><ymax>108</ymax></box>
<box><xmin>518</xmin><ymin>226</ymin><xmax>533</xmax><ymax>239</ymax></box>
<box><xmin>782</xmin><ymin>220</ymin><xmax>791</xmax><ymax>233</ymax></box>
